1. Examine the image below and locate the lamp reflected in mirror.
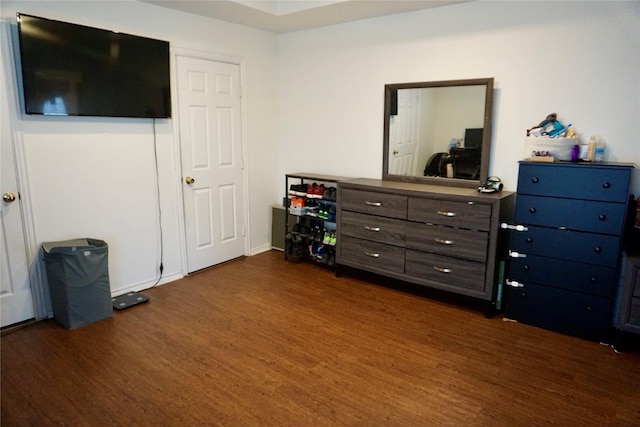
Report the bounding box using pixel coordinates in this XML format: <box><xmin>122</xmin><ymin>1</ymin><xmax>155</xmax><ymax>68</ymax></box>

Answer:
<box><xmin>382</xmin><ymin>78</ymin><xmax>494</xmax><ymax>188</ymax></box>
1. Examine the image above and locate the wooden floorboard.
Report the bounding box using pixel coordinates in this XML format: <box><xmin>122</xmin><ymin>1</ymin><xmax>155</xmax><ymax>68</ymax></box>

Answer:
<box><xmin>2</xmin><ymin>250</ymin><xmax>640</xmax><ymax>426</ymax></box>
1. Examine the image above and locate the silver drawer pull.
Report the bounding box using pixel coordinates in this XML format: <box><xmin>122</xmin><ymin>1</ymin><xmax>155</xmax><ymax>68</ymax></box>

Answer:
<box><xmin>509</xmin><ymin>250</ymin><xmax>527</xmax><ymax>258</ymax></box>
<box><xmin>435</xmin><ymin>238</ymin><xmax>454</xmax><ymax>245</ymax></box>
<box><xmin>506</xmin><ymin>279</ymin><xmax>524</xmax><ymax>288</ymax></box>
<box><xmin>364</xmin><ymin>251</ymin><xmax>380</xmax><ymax>258</ymax></box>
<box><xmin>501</xmin><ymin>223</ymin><xmax>528</xmax><ymax>232</ymax></box>
<box><xmin>365</xmin><ymin>201</ymin><xmax>382</xmax><ymax>207</ymax></box>
<box><xmin>437</xmin><ymin>210</ymin><xmax>456</xmax><ymax>217</ymax></box>
<box><xmin>364</xmin><ymin>226</ymin><xmax>381</xmax><ymax>232</ymax></box>
<box><xmin>433</xmin><ymin>266</ymin><xmax>452</xmax><ymax>273</ymax></box>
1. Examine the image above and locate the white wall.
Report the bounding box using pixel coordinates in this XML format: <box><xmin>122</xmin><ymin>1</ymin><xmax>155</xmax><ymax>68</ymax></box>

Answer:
<box><xmin>432</xmin><ymin>85</ymin><xmax>486</xmax><ymax>151</ymax></box>
<box><xmin>277</xmin><ymin>0</ymin><xmax>640</xmax><ymax>194</ymax></box>
<box><xmin>1</xmin><ymin>0</ymin><xmax>279</xmax><ymax>295</ymax></box>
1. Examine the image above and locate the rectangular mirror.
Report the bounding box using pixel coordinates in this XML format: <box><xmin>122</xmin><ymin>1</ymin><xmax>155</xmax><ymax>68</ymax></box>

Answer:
<box><xmin>382</xmin><ymin>78</ymin><xmax>494</xmax><ymax>188</ymax></box>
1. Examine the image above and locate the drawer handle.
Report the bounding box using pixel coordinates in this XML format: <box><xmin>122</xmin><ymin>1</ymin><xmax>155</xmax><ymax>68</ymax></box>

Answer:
<box><xmin>594</xmin><ymin>246</ymin><xmax>602</xmax><ymax>254</ymax></box>
<box><xmin>506</xmin><ymin>279</ymin><xmax>524</xmax><ymax>288</ymax></box>
<box><xmin>602</xmin><ymin>182</ymin><xmax>611</xmax><ymax>189</ymax></box>
<box><xmin>435</xmin><ymin>238</ymin><xmax>454</xmax><ymax>245</ymax></box>
<box><xmin>529</xmin><ymin>207</ymin><xmax>537</xmax><ymax>214</ymax></box>
<box><xmin>531</xmin><ymin>177</ymin><xmax>539</xmax><ymax>184</ymax></box>
<box><xmin>509</xmin><ymin>251</ymin><xmax>527</xmax><ymax>258</ymax></box>
<box><xmin>365</xmin><ymin>201</ymin><xmax>382</xmax><ymax>207</ymax></box>
<box><xmin>598</xmin><ymin>214</ymin><xmax>607</xmax><ymax>221</ymax></box>
<box><xmin>364</xmin><ymin>251</ymin><xmax>380</xmax><ymax>258</ymax></box>
<box><xmin>433</xmin><ymin>266</ymin><xmax>452</xmax><ymax>273</ymax></box>
<box><xmin>501</xmin><ymin>223</ymin><xmax>529</xmax><ymax>232</ymax></box>
<box><xmin>364</xmin><ymin>226</ymin><xmax>381</xmax><ymax>232</ymax></box>
<box><xmin>437</xmin><ymin>210</ymin><xmax>457</xmax><ymax>217</ymax></box>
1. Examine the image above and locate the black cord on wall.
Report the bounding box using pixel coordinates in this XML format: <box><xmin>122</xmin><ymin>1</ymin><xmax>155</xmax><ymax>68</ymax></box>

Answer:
<box><xmin>152</xmin><ymin>118</ymin><xmax>164</xmax><ymax>287</ymax></box>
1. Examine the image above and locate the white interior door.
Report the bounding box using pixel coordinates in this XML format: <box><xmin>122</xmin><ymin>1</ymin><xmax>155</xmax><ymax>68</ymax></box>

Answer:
<box><xmin>1</xmin><ymin>36</ymin><xmax>34</xmax><ymax>327</ymax></box>
<box><xmin>389</xmin><ymin>89</ymin><xmax>420</xmax><ymax>175</ymax></box>
<box><xmin>177</xmin><ymin>56</ymin><xmax>247</xmax><ymax>273</ymax></box>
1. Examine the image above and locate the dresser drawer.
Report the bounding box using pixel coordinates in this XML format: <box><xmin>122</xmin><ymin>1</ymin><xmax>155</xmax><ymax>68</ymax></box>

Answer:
<box><xmin>339</xmin><ymin>235</ymin><xmax>405</xmax><ymax>274</ymax></box>
<box><xmin>405</xmin><ymin>250</ymin><xmax>486</xmax><ymax>293</ymax></box>
<box><xmin>340</xmin><ymin>211</ymin><xmax>406</xmax><ymax>247</ymax></box>
<box><xmin>504</xmin><ymin>282</ymin><xmax>612</xmax><ymax>342</ymax></box>
<box><xmin>517</xmin><ymin>163</ymin><xmax>631</xmax><ymax>202</ymax></box>
<box><xmin>514</xmin><ymin>194</ymin><xmax>627</xmax><ymax>235</ymax></box>
<box><xmin>508</xmin><ymin>254</ymin><xmax>617</xmax><ymax>297</ymax></box>
<box><xmin>406</xmin><ymin>224</ymin><xmax>488</xmax><ymax>262</ymax></box>
<box><xmin>340</xmin><ymin>188</ymin><xmax>407</xmax><ymax>219</ymax></box>
<box><xmin>408</xmin><ymin>198</ymin><xmax>491</xmax><ymax>231</ymax></box>
<box><xmin>630</xmin><ymin>298</ymin><xmax>640</xmax><ymax>325</ymax></box>
<box><xmin>509</xmin><ymin>225</ymin><xmax>621</xmax><ymax>267</ymax></box>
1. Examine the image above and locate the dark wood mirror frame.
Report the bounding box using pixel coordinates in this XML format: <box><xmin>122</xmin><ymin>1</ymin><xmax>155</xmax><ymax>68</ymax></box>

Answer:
<box><xmin>382</xmin><ymin>78</ymin><xmax>494</xmax><ymax>188</ymax></box>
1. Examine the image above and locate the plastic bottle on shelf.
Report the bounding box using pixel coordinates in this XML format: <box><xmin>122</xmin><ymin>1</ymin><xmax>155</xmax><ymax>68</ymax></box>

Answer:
<box><xmin>571</xmin><ymin>144</ymin><xmax>580</xmax><ymax>162</ymax></box>
<box><xmin>587</xmin><ymin>136</ymin><xmax>597</xmax><ymax>161</ymax></box>
<box><xmin>594</xmin><ymin>140</ymin><xmax>605</xmax><ymax>162</ymax></box>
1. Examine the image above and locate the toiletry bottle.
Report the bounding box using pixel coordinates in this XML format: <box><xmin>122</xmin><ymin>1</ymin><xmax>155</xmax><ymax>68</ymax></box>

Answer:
<box><xmin>571</xmin><ymin>144</ymin><xmax>580</xmax><ymax>162</ymax></box>
<box><xmin>587</xmin><ymin>136</ymin><xmax>596</xmax><ymax>161</ymax></box>
<box><xmin>594</xmin><ymin>140</ymin><xmax>605</xmax><ymax>162</ymax></box>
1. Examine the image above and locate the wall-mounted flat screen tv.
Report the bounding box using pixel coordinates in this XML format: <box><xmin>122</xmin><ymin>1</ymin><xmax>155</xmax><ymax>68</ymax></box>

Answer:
<box><xmin>16</xmin><ymin>13</ymin><xmax>171</xmax><ymax>118</ymax></box>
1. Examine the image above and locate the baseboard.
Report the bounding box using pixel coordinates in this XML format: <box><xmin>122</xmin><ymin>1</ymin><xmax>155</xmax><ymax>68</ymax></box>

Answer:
<box><xmin>250</xmin><ymin>244</ymin><xmax>273</xmax><ymax>256</ymax></box>
<box><xmin>111</xmin><ymin>271</ymin><xmax>184</xmax><ymax>297</ymax></box>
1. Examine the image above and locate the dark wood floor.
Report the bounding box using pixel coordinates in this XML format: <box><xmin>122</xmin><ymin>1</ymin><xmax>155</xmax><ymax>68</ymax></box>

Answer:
<box><xmin>2</xmin><ymin>250</ymin><xmax>640</xmax><ymax>426</ymax></box>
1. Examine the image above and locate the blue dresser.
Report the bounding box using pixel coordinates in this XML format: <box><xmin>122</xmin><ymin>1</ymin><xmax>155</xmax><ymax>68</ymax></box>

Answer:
<box><xmin>504</xmin><ymin>161</ymin><xmax>634</xmax><ymax>342</ymax></box>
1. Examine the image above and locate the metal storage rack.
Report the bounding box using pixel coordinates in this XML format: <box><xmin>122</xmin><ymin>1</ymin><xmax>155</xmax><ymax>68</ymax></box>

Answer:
<box><xmin>284</xmin><ymin>173</ymin><xmax>348</xmax><ymax>267</ymax></box>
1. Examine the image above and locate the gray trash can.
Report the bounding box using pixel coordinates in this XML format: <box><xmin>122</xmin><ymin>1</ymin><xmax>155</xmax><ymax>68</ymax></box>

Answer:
<box><xmin>43</xmin><ymin>238</ymin><xmax>112</xmax><ymax>329</ymax></box>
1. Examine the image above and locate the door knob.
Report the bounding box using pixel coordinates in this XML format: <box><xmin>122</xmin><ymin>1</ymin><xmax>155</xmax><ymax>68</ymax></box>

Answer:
<box><xmin>185</xmin><ymin>176</ymin><xmax>195</xmax><ymax>184</ymax></box>
<box><xmin>393</xmin><ymin>150</ymin><xmax>399</xmax><ymax>155</ymax></box>
<box><xmin>3</xmin><ymin>192</ymin><xmax>16</xmax><ymax>203</ymax></box>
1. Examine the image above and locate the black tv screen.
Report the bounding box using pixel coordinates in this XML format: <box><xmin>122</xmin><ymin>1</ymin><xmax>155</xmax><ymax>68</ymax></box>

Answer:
<box><xmin>16</xmin><ymin>13</ymin><xmax>171</xmax><ymax>118</ymax></box>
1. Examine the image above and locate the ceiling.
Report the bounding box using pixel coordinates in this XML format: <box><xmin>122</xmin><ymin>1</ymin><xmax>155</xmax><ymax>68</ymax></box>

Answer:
<box><xmin>140</xmin><ymin>0</ymin><xmax>468</xmax><ymax>33</ymax></box>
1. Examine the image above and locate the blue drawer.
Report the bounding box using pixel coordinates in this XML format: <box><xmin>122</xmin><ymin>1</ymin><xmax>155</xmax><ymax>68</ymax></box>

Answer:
<box><xmin>509</xmin><ymin>225</ymin><xmax>621</xmax><ymax>267</ymax></box>
<box><xmin>517</xmin><ymin>163</ymin><xmax>632</xmax><ymax>202</ymax></box>
<box><xmin>514</xmin><ymin>194</ymin><xmax>627</xmax><ymax>235</ymax></box>
<box><xmin>504</xmin><ymin>281</ymin><xmax>612</xmax><ymax>342</ymax></box>
<box><xmin>507</xmin><ymin>254</ymin><xmax>617</xmax><ymax>297</ymax></box>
